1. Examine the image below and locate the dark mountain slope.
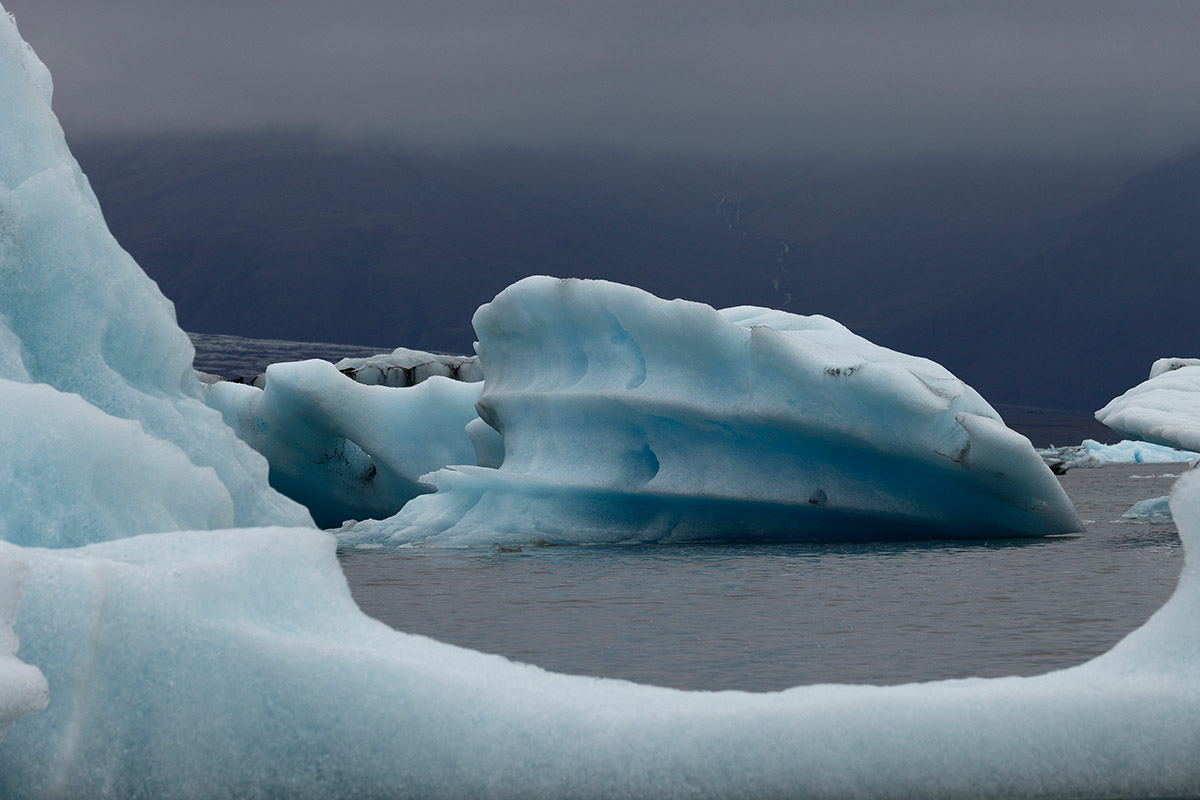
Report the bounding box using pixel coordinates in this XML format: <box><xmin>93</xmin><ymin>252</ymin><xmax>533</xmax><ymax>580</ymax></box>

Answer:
<box><xmin>903</xmin><ymin>145</ymin><xmax>1200</xmax><ymax>411</ymax></box>
<box><xmin>74</xmin><ymin>134</ymin><xmax>1144</xmax><ymax>409</ymax></box>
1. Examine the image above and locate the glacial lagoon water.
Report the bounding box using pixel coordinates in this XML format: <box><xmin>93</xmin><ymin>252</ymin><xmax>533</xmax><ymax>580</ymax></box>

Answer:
<box><xmin>339</xmin><ymin>462</ymin><xmax>1183</xmax><ymax>691</ymax></box>
<box><xmin>191</xmin><ymin>335</ymin><xmax>1183</xmax><ymax>691</ymax></box>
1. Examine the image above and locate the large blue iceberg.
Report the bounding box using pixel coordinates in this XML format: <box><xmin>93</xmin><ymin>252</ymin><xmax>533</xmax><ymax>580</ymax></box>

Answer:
<box><xmin>206</xmin><ymin>360</ymin><xmax>485</xmax><ymax>527</ymax></box>
<box><xmin>3</xmin><ymin>6</ymin><xmax>1199</xmax><ymax>797</ymax></box>
<box><xmin>343</xmin><ymin>277</ymin><xmax>1082</xmax><ymax>546</ymax></box>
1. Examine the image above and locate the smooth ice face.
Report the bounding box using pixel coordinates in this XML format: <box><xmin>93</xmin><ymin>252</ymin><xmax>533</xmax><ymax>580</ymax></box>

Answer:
<box><xmin>205</xmin><ymin>360</ymin><xmax>484</xmax><ymax>527</ymax></box>
<box><xmin>1097</xmin><ymin>363</ymin><xmax>1200</xmax><ymax>453</ymax></box>
<box><xmin>3</xmin><ymin>477</ymin><xmax>1200</xmax><ymax>798</ymax></box>
<box><xmin>344</xmin><ymin>277</ymin><xmax>1082</xmax><ymax>547</ymax></box>
<box><xmin>0</xmin><ymin>10</ymin><xmax>311</xmax><ymax>540</ymax></box>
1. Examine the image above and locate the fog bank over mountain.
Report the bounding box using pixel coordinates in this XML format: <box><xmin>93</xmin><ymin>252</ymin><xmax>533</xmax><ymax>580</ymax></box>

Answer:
<box><xmin>74</xmin><ymin>133</ymin><xmax>1176</xmax><ymax>415</ymax></box>
<box><xmin>7</xmin><ymin>1</ymin><xmax>1200</xmax><ymax>158</ymax></box>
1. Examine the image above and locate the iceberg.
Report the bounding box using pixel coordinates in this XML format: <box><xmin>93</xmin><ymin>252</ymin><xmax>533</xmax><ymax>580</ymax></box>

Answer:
<box><xmin>343</xmin><ymin>277</ymin><xmax>1082</xmax><ymax>547</ymax></box>
<box><xmin>1097</xmin><ymin>360</ymin><xmax>1200</xmax><ymax>453</ymax></box>
<box><xmin>4</xmin><ymin>6</ymin><xmax>1200</xmax><ymax>797</ymax></box>
<box><xmin>205</xmin><ymin>360</ymin><xmax>486</xmax><ymax>527</ymax></box>
<box><xmin>0</xmin><ymin>9</ymin><xmax>311</xmax><ymax>538</ymax></box>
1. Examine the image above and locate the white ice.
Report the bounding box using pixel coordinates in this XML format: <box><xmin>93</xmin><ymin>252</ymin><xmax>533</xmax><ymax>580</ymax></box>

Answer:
<box><xmin>343</xmin><ymin>277</ymin><xmax>1081</xmax><ymax>547</ymax></box>
<box><xmin>4</xmin><ymin>5</ymin><xmax>1200</xmax><ymax>797</ymax></box>
<box><xmin>1097</xmin><ymin>361</ymin><xmax>1200</xmax><ymax>453</ymax></box>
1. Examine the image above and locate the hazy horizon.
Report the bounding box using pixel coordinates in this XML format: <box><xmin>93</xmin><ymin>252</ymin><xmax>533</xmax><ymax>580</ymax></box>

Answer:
<box><xmin>6</xmin><ymin>1</ymin><xmax>1200</xmax><ymax>159</ymax></box>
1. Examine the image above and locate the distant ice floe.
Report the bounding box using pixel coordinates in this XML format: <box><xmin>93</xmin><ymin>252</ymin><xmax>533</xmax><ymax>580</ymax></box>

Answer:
<box><xmin>1097</xmin><ymin>359</ymin><xmax>1200</xmax><ymax>453</ymax></box>
<box><xmin>335</xmin><ymin>346</ymin><xmax>483</xmax><ymax>387</ymax></box>
<box><xmin>3</xmin><ymin>4</ymin><xmax>1200</xmax><ymax>796</ymax></box>
<box><xmin>343</xmin><ymin>277</ymin><xmax>1081</xmax><ymax>547</ymax></box>
<box><xmin>1039</xmin><ymin>438</ymin><xmax>1200</xmax><ymax>473</ymax></box>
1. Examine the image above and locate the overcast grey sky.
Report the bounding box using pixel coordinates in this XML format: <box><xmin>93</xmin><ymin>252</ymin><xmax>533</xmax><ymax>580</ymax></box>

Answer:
<box><xmin>5</xmin><ymin>1</ymin><xmax>1200</xmax><ymax>157</ymax></box>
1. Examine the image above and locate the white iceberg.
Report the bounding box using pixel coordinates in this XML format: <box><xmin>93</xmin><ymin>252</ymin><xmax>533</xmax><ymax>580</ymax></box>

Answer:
<box><xmin>205</xmin><ymin>359</ymin><xmax>486</xmax><ymax>527</ymax></box>
<box><xmin>5</xmin><ymin>6</ymin><xmax>1200</xmax><ymax>797</ymax></box>
<box><xmin>1097</xmin><ymin>360</ymin><xmax>1200</xmax><ymax>453</ymax></box>
<box><xmin>343</xmin><ymin>277</ymin><xmax>1082</xmax><ymax>547</ymax></box>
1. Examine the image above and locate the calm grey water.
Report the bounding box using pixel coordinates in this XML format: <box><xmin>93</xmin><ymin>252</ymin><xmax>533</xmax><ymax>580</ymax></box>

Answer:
<box><xmin>340</xmin><ymin>463</ymin><xmax>1184</xmax><ymax>690</ymax></box>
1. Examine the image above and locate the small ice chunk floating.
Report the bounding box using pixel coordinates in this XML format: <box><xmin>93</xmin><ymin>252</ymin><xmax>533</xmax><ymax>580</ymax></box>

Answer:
<box><xmin>344</xmin><ymin>277</ymin><xmax>1082</xmax><ymax>546</ymax></box>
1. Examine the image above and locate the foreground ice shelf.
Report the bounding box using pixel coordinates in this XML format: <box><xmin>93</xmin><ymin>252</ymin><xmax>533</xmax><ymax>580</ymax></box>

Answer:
<box><xmin>5</xmin><ymin>496</ymin><xmax>1200</xmax><ymax>798</ymax></box>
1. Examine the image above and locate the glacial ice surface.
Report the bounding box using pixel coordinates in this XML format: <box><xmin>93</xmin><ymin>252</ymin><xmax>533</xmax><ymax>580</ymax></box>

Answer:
<box><xmin>0</xmin><ymin>8</ymin><xmax>311</xmax><ymax>540</ymax></box>
<box><xmin>343</xmin><ymin>277</ymin><xmax>1082</xmax><ymax>547</ymax></box>
<box><xmin>3</xmin><ymin>4</ymin><xmax>1200</xmax><ymax>796</ymax></box>
<box><xmin>0</xmin><ymin>558</ymin><xmax>47</xmax><ymax>743</ymax></box>
<box><xmin>1097</xmin><ymin>361</ymin><xmax>1200</xmax><ymax>453</ymax></box>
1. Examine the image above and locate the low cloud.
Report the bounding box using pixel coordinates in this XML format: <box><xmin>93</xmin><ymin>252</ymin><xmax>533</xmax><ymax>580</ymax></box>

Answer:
<box><xmin>7</xmin><ymin>0</ymin><xmax>1200</xmax><ymax>157</ymax></box>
